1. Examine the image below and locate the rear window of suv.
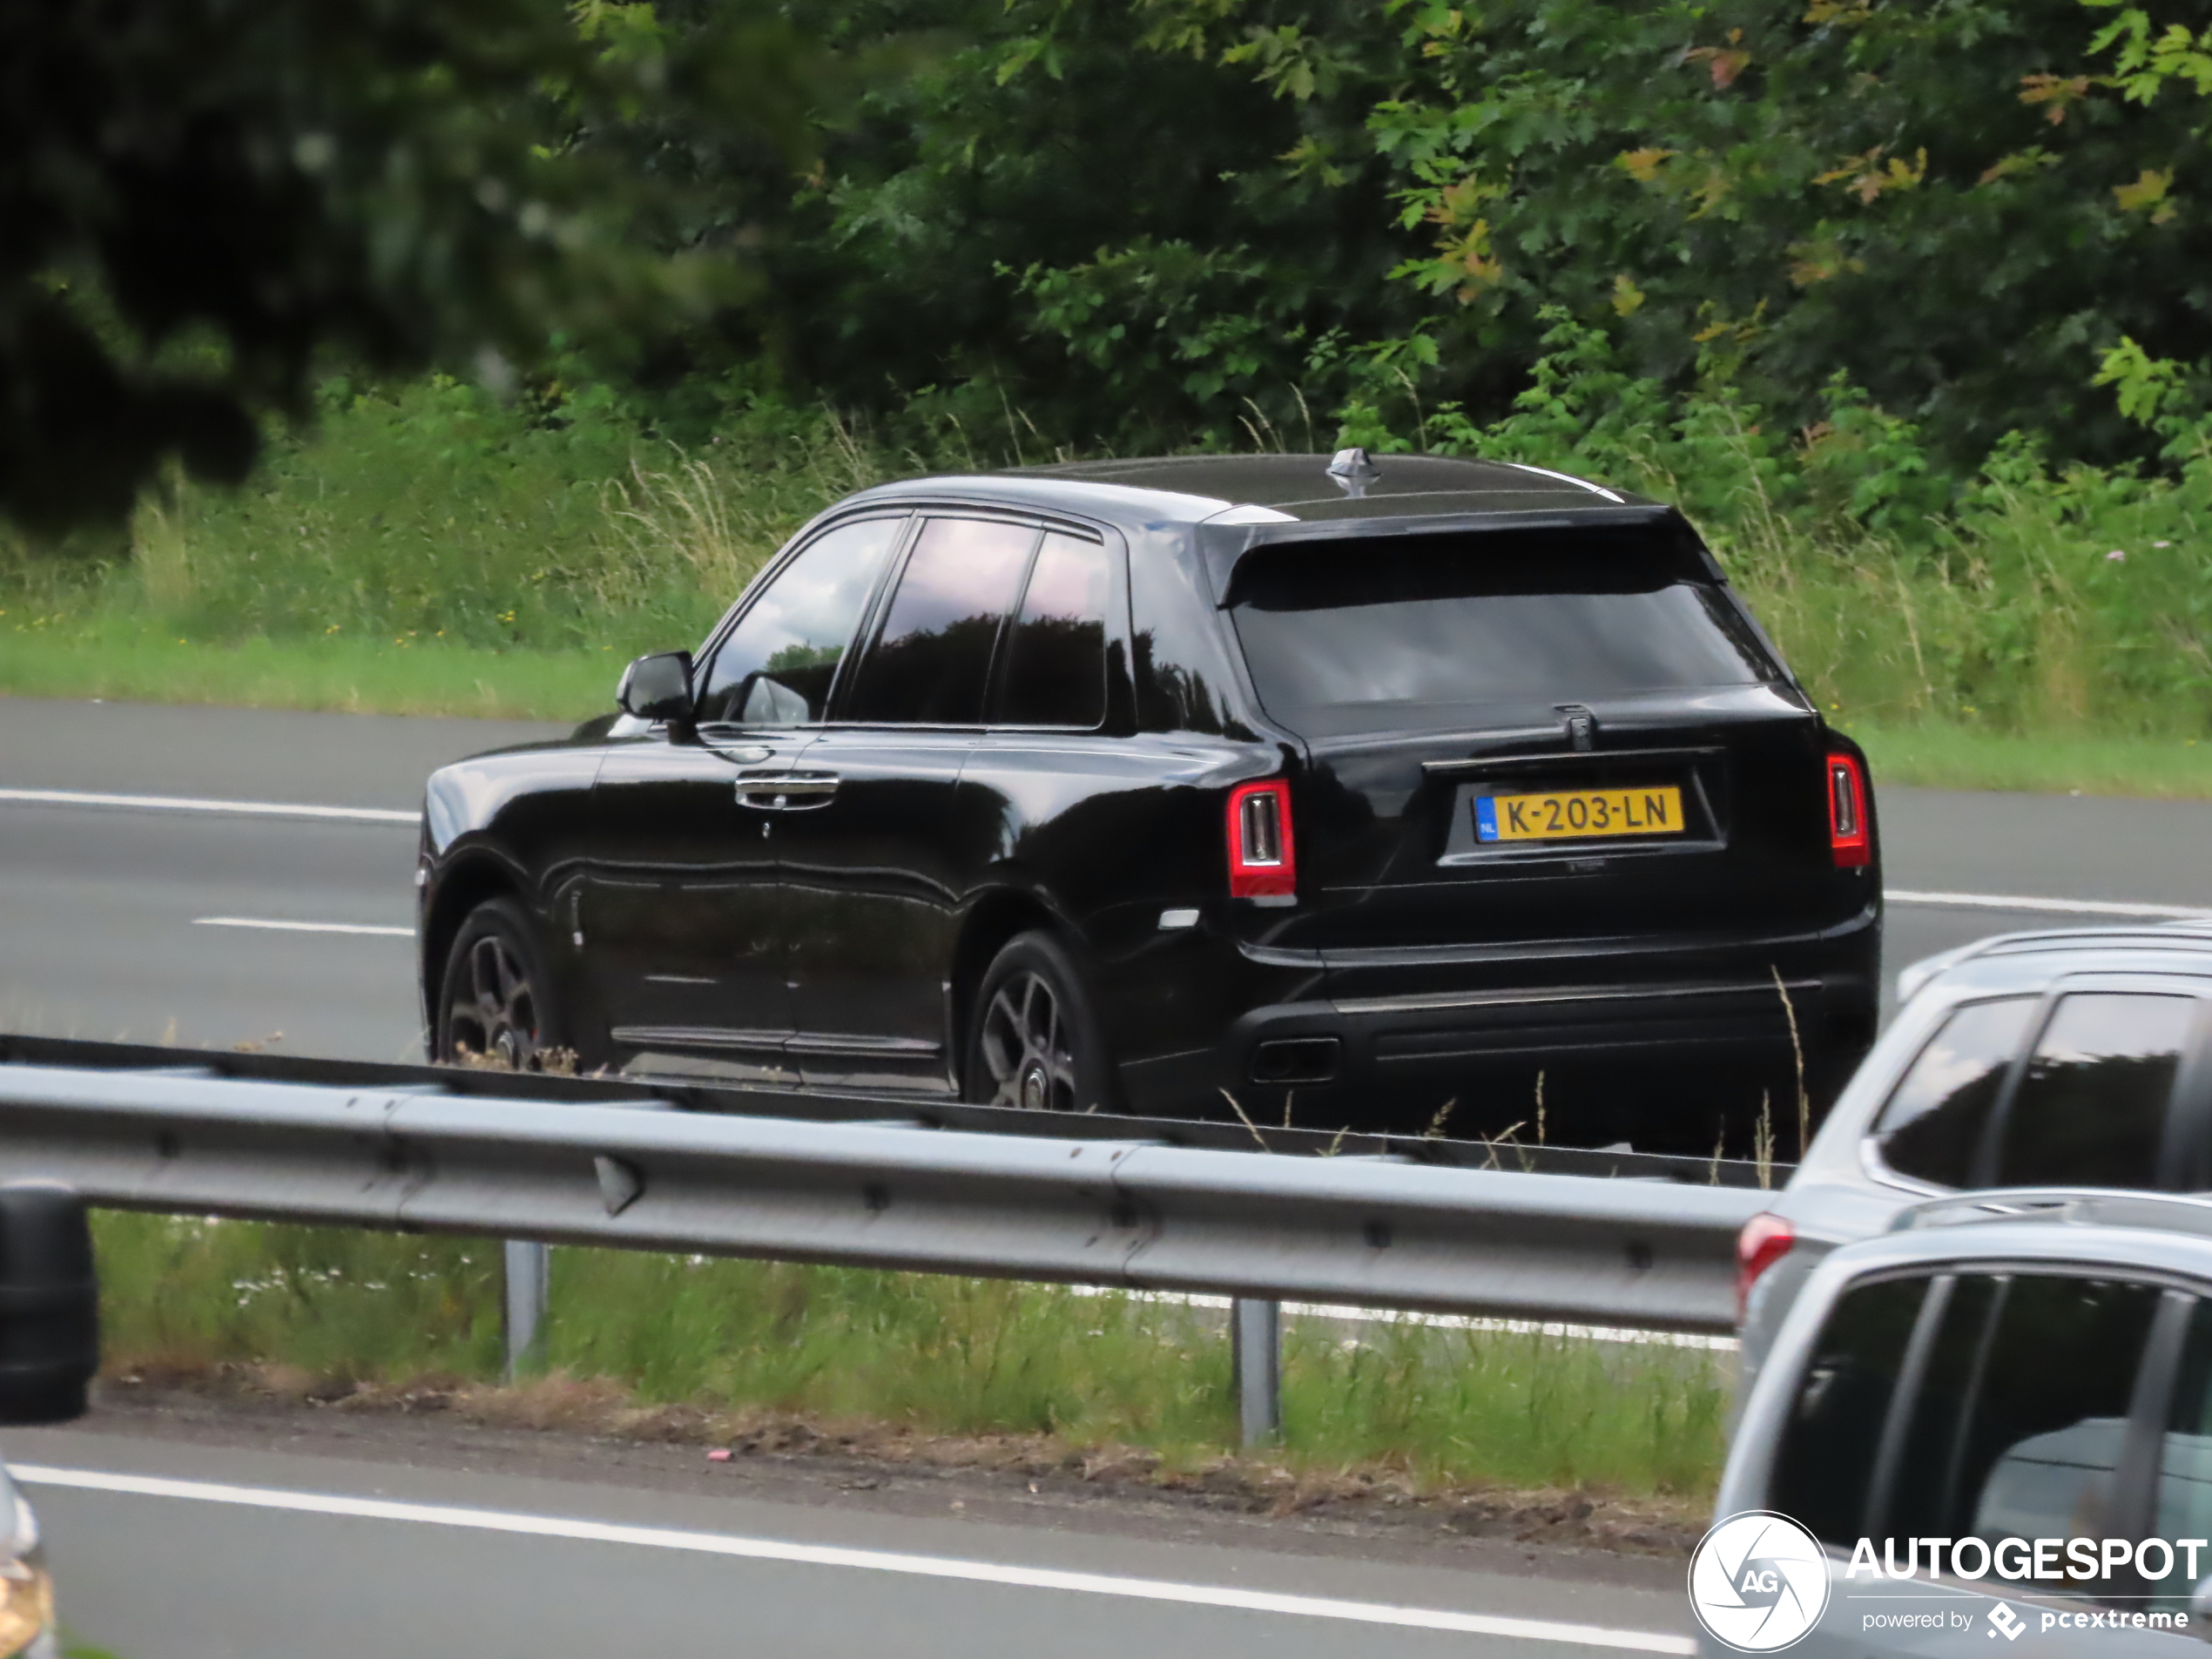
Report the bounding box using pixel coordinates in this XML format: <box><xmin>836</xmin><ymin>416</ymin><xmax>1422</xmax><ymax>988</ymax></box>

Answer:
<box><xmin>1226</xmin><ymin>528</ymin><xmax>1777</xmax><ymax>737</ymax></box>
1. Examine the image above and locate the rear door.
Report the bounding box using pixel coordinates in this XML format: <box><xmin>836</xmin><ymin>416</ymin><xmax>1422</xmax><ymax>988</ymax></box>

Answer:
<box><xmin>775</xmin><ymin>514</ymin><xmax>1041</xmax><ymax>1091</ymax></box>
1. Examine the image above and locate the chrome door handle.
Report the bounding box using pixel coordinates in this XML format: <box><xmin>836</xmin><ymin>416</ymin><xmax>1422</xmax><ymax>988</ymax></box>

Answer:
<box><xmin>735</xmin><ymin>771</ymin><xmax>840</xmax><ymax>809</ymax></box>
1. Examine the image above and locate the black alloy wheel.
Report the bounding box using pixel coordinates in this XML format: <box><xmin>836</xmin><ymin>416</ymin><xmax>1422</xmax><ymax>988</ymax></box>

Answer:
<box><xmin>965</xmin><ymin>931</ymin><xmax>1116</xmax><ymax>1114</ymax></box>
<box><xmin>437</xmin><ymin>897</ymin><xmax>563</xmax><ymax>1069</ymax></box>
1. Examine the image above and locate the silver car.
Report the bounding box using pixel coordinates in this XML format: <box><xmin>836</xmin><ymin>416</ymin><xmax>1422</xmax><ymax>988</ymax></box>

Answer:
<box><xmin>1712</xmin><ymin>1191</ymin><xmax>2212</xmax><ymax>1654</ymax></box>
<box><xmin>1735</xmin><ymin>922</ymin><xmax>2212</xmax><ymax>1397</ymax></box>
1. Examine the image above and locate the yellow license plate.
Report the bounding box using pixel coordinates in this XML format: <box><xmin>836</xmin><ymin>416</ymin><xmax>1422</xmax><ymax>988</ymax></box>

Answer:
<box><xmin>1474</xmin><ymin>785</ymin><xmax>1685</xmax><ymax>843</ymax></box>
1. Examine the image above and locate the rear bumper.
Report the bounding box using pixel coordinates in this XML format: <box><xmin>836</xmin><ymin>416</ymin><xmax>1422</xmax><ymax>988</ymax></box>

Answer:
<box><xmin>1110</xmin><ymin>907</ymin><xmax>1879</xmax><ymax>1141</ymax></box>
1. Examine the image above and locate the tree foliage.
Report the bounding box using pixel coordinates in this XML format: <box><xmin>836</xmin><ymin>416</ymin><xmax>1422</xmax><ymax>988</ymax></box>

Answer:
<box><xmin>1110</xmin><ymin>0</ymin><xmax>2212</xmax><ymax>469</ymax></box>
<box><xmin>0</xmin><ymin>0</ymin><xmax>816</xmax><ymax>535</ymax></box>
<box><xmin>10</xmin><ymin>0</ymin><xmax>2212</xmax><ymax>538</ymax></box>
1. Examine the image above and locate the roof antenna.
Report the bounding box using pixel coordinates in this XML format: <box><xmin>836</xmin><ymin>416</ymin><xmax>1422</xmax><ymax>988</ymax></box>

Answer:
<box><xmin>1326</xmin><ymin>447</ymin><xmax>1380</xmax><ymax>498</ymax></box>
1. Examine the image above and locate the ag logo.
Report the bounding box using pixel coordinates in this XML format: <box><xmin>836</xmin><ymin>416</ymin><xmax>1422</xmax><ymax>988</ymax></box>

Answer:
<box><xmin>1688</xmin><ymin>1511</ymin><xmax>1831</xmax><ymax>1652</ymax></box>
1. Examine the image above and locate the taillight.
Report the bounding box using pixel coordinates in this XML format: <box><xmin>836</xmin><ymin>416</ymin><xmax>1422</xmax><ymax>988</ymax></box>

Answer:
<box><xmin>1226</xmin><ymin>779</ymin><xmax>1296</xmax><ymax>899</ymax></box>
<box><xmin>1826</xmin><ymin>751</ymin><xmax>1871</xmax><ymax>868</ymax></box>
<box><xmin>1737</xmin><ymin>1211</ymin><xmax>1795</xmax><ymax>1322</ymax></box>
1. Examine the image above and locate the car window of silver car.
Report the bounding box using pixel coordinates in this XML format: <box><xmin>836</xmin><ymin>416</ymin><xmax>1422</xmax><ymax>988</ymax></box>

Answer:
<box><xmin>1770</xmin><ymin>1273</ymin><xmax>1929</xmax><ymax>1548</ymax></box>
<box><xmin>1776</xmin><ymin>1269</ymin><xmax>2169</xmax><ymax>1604</ymax></box>
<box><xmin>2148</xmin><ymin>1298</ymin><xmax>2212</xmax><ymax>1614</ymax></box>
<box><xmin>1993</xmin><ymin>993</ymin><xmax>2195</xmax><ymax>1190</ymax></box>
<box><xmin>695</xmin><ymin>516</ymin><xmax>907</xmax><ymax>726</ymax></box>
<box><xmin>1887</xmin><ymin>1273</ymin><xmax>2162</xmax><ymax>1599</ymax></box>
<box><xmin>1871</xmin><ymin>998</ymin><xmax>2039</xmax><ymax>1188</ymax></box>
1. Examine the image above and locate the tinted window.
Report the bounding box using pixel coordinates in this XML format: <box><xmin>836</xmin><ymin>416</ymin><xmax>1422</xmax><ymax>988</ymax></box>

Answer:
<box><xmin>999</xmin><ymin>532</ymin><xmax>1111</xmax><ymax>727</ymax></box>
<box><xmin>1770</xmin><ymin>1274</ymin><xmax>1928</xmax><ymax>1548</ymax></box>
<box><xmin>1860</xmin><ymin>1273</ymin><xmax>2161</xmax><ymax>1597</ymax></box>
<box><xmin>1873</xmin><ymin>999</ymin><xmax>2037</xmax><ymax>1187</ymax></box>
<box><xmin>1885</xmin><ymin>1274</ymin><xmax>2001</xmax><ymax>1537</ymax></box>
<box><xmin>1131</xmin><ymin>539</ymin><xmax>1235</xmax><ymax>735</ymax></box>
<box><xmin>845</xmin><ymin>518</ymin><xmax>1037</xmax><ymax>725</ymax></box>
<box><xmin>1227</xmin><ymin>529</ymin><xmax>1774</xmax><ymax>738</ymax></box>
<box><xmin>697</xmin><ymin>516</ymin><xmax>905</xmax><ymax>725</ymax></box>
<box><xmin>1949</xmin><ymin>1276</ymin><xmax>2159</xmax><ymax>1591</ymax></box>
<box><xmin>2150</xmin><ymin>1299</ymin><xmax>2212</xmax><ymax>1613</ymax></box>
<box><xmin>1995</xmin><ymin>994</ymin><xmax>2195</xmax><ymax>1188</ymax></box>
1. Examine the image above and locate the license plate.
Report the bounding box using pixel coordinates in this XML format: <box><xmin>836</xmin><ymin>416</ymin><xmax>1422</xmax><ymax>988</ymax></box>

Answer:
<box><xmin>1474</xmin><ymin>785</ymin><xmax>1686</xmax><ymax>843</ymax></box>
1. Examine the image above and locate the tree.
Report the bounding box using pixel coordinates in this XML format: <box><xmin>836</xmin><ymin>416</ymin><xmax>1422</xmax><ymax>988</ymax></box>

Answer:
<box><xmin>0</xmin><ymin>0</ymin><xmax>817</xmax><ymax>537</ymax></box>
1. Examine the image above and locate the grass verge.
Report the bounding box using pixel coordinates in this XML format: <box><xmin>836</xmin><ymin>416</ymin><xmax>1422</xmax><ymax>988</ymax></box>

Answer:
<box><xmin>1844</xmin><ymin>721</ymin><xmax>2212</xmax><ymax>799</ymax></box>
<box><xmin>0</xmin><ymin>617</ymin><xmax>615</xmax><ymax>722</ymax></box>
<box><xmin>96</xmin><ymin>1213</ymin><xmax>1728</xmax><ymax>1510</ymax></box>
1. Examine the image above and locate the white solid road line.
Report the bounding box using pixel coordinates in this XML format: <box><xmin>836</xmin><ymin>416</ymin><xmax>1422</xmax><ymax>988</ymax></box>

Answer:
<box><xmin>0</xmin><ymin>787</ymin><xmax>417</xmax><ymax>825</ymax></box>
<box><xmin>1887</xmin><ymin>888</ymin><xmax>2212</xmax><ymax>921</ymax></box>
<box><xmin>194</xmin><ymin>917</ymin><xmax>414</xmax><ymax>938</ymax></box>
<box><xmin>11</xmin><ymin>1464</ymin><xmax>1695</xmax><ymax>1654</ymax></box>
<box><xmin>7</xmin><ymin>786</ymin><xmax>2208</xmax><ymax>922</ymax></box>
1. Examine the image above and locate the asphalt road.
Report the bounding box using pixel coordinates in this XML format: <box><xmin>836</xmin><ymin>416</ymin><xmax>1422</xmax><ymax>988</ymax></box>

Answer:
<box><xmin>0</xmin><ymin>699</ymin><xmax>556</xmax><ymax>1059</ymax></box>
<box><xmin>1</xmin><ymin>696</ymin><xmax>2209</xmax><ymax>1060</ymax></box>
<box><xmin>3</xmin><ymin>696</ymin><xmax>2210</xmax><ymax>1657</ymax></box>
<box><xmin>7</xmin><ymin>1416</ymin><xmax>1693</xmax><ymax>1659</ymax></box>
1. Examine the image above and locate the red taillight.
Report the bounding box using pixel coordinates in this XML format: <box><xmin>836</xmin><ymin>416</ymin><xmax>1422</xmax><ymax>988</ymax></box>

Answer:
<box><xmin>1226</xmin><ymin>779</ymin><xmax>1296</xmax><ymax>899</ymax></box>
<box><xmin>1737</xmin><ymin>1211</ymin><xmax>1796</xmax><ymax>1322</ymax></box>
<box><xmin>1826</xmin><ymin>751</ymin><xmax>1871</xmax><ymax>868</ymax></box>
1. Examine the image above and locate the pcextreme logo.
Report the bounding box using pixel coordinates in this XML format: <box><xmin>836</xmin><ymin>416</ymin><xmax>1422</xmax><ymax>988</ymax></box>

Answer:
<box><xmin>1688</xmin><ymin>1511</ymin><xmax>1831</xmax><ymax>1653</ymax></box>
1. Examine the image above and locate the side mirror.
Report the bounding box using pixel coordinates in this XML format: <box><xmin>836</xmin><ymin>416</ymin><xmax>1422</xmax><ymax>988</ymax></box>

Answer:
<box><xmin>0</xmin><ymin>1184</ymin><xmax>98</xmax><ymax>1426</ymax></box>
<box><xmin>616</xmin><ymin>651</ymin><xmax>695</xmax><ymax>725</ymax></box>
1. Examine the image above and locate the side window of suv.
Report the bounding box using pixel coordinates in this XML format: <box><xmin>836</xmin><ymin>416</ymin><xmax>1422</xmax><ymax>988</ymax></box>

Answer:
<box><xmin>844</xmin><ymin>517</ymin><xmax>1039</xmax><ymax>725</ymax></box>
<box><xmin>1872</xmin><ymin>998</ymin><xmax>2038</xmax><ymax>1187</ymax></box>
<box><xmin>1993</xmin><ymin>993</ymin><xmax>2196</xmax><ymax>1189</ymax></box>
<box><xmin>696</xmin><ymin>516</ymin><xmax>907</xmax><ymax>726</ymax></box>
<box><xmin>997</xmin><ymin>531</ymin><xmax>1112</xmax><ymax>728</ymax></box>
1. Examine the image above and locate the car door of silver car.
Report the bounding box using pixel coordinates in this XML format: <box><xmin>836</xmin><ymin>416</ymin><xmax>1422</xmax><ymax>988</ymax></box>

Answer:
<box><xmin>1753</xmin><ymin>1267</ymin><xmax>2209</xmax><ymax>1655</ymax></box>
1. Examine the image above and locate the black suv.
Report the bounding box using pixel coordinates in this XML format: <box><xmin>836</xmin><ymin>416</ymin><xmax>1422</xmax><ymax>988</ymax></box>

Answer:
<box><xmin>417</xmin><ymin>452</ymin><xmax>1880</xmax><ymax>1148</ymax></box>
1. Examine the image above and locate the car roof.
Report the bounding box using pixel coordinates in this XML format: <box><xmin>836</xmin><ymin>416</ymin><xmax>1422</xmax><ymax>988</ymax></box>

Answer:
<box><xmin>1005</xmin><ymin>453</ymin><xmax>1653</xmax><ymax>522</ymax></box>
<box><xmin>1817</xmin><ymin>1188</ymin><xmax>2212</xmax><ymax>1283</ymax></box>
<box><xmin>1898</xmin><ymin>1186</ymin><xmax>2212</xmax><ymax>1240</ymax></box>
<box><xmin>829</xmin><ymin>454</ymin><xmax>1681</xmax><ymax>598</ymax></box>
<box><xmin>832</xmin><ymin>452</ymin><xmax>1656</xmax><ymax>531</ymax></box>
<box><xmin>1916</xmin><ymin>921</ymin><xmax>2212</xmax><ymax>998</ymax></box>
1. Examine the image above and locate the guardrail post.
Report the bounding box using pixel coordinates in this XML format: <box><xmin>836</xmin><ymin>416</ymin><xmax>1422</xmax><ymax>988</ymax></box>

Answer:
<box><xmin>502</xmin><ymin>1239</ymin><xmax>550</xmax><ymax>1382</ymax></box>
<box><xmin>1231</xmin><ymin>1297</ymin><xmax>1281</xmax><ymax>1447</ymax></box>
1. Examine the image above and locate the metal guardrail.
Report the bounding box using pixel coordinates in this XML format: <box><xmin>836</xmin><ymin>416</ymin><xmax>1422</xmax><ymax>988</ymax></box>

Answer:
<box><xmin>0</xmin><ymin>1041</ymin><xmax>1772</xmax><ymax>1440</ymax></box>
<box><xmin>0</xmin><ymin>1032</ymin><xmax>1788</xmax><ymax>1188</ymax></box>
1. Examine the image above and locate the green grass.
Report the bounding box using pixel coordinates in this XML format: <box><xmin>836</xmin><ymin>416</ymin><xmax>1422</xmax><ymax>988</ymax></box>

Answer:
<box><xmin>1848</xmin><ymin>721</ymin><xmax>2212</xmax><ymax>799</ymax></box>
<box><xmin>0</xmin><ymin>615</ymin><xmax>617</xmax><ymax>721</ymax></box>
<box><xmin>94</xmin><ymin>1212</ymin><xmax>1728</xmax><ymax>1501</ymax></box>
<box><xmin>7</xmin><ymin>371</ymin><xmax>2212</xmax><ymax>797</ymax></box>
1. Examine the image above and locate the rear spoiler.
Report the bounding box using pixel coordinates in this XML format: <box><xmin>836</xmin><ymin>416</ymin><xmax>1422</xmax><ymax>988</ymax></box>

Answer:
<box><xmin>1194</xmin><ymin>502</ymin><xmax>1689</xmax><ymax>606</ymax></box>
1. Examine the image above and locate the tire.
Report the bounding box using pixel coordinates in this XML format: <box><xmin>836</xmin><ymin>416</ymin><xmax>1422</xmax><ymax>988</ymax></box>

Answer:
<box><xmin>963</xmin><ymin>931</ymin><xmax>1117</xmax><ymax>1113</ymax></box>
<box><xmin>435</xmin><ymin>897</ymin><xmax>569</xmax><ymax>1070</ymax></box>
